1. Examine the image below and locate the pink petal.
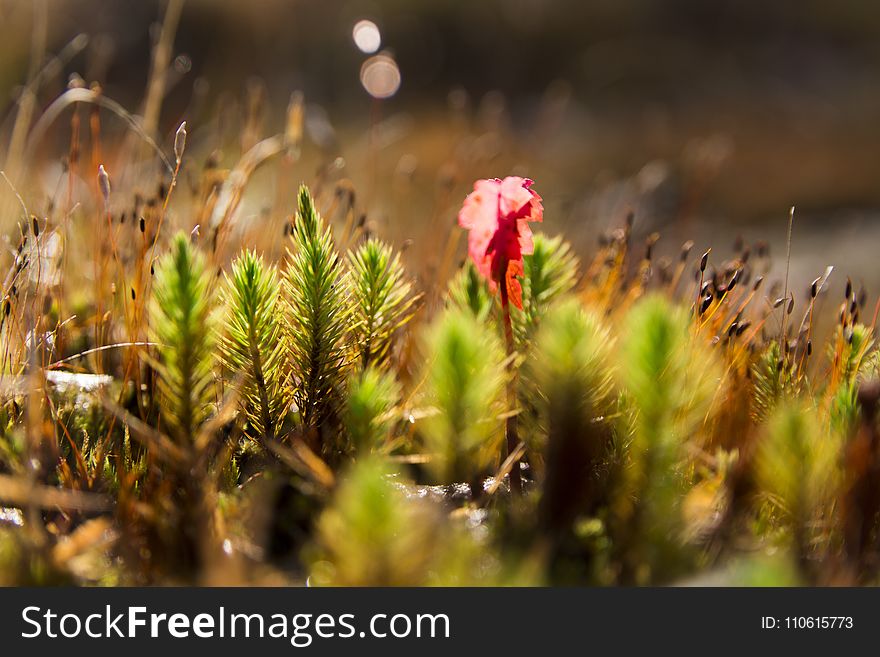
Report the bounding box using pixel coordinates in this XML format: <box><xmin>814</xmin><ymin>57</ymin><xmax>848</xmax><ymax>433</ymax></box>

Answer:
<box><xmin>498</xmin><ymin>176</ymin><xmax>535</xmax><ymax>218</ymax></box>
<box><xmin>517</xmin><ymin>220</ymin><xmax>534</xmax><ymax>255</ymax></box>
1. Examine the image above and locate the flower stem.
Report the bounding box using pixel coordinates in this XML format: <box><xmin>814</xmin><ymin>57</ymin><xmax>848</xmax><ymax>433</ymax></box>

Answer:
<box><xmin>499</xmin><ymin>282</ymin><xmax>522</xmax><ymax>496</ymax></box>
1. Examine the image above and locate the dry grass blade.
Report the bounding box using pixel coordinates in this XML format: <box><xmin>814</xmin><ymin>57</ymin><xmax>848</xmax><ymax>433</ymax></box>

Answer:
<box><xmin>486</xmin><ymin>441</ymin><xmax>527</xmax><ymax>496</ymax></box>
<box><xmin>265</xmin><ymin>437</ymin><xmax>335</xmax><ymax>490</ymax></box>
<box><xmin>98</xmin><ymin>392</ymin><xmax>188</xmax><ymax>465</ymax></box>
<box><xmin>0</xmin><ymin>475</ymin><xmax>111</xmax><ymax>513</ymax></box>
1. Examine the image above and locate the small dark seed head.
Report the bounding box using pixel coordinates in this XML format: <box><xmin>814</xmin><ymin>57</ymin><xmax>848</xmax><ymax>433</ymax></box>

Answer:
<box><xmin>753</xmin><ymin>275</ymin><xmax>764</xmax><ymax>292</ymax></box>
<box><xmin>131</xmin><ymin>288</ymin><xmax>136</xmax><ymax>300</ymax></box>
<box><xmin>139</xmin><ymin>217</ymin><xmax>146</xmax><ymax>233</ymax></box>
<box><xmin>845</xmin><ymin>278</ymin><xmax>853</xmax><ymax>300</ymax></box>
<box><xmin>807</xmin><ymin>340</ymin><xmax>812</xmax><ymax>356</ymax></box>
<box><xmin>787</xmin><ymin>296</ymin><xmax>794</xmax><ymax>315</ymax></box>
<box><xmin>31</xmin><ymin>216</ymin><xmax>39</xmax><ymax>237</ymax></box>
<box><xmin>700</xmin><ymin>249</ymin><xmax>710</xmax><ymax>272</ymax></box>
<box><xmin>810</xmin><ymin>277</ymin><xmax>820</xmax><ymax>298</ymax></box>
<box><xmin>728</xmin><ymin>269</ymin><xmax>740</xmax><ymax>290</ymax></box>
<box><xmin>680</xmin><ymin>240</ymin><xmax>694</xmax><ymax>262</ymax></box>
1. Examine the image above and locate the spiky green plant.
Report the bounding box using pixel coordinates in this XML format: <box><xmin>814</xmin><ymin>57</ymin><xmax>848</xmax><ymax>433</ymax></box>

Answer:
<box><xmin>220</xmin><ymin>250</ymin><xmax>288</xmax><ymax>444</ymax></box>
<box><xmin>752</xmin><ymin>342</ymin><xmax>792</xmax><ymax>423</ymax></box>
<box><xmin>755</xmin><ymin>402</ymin><xmax>840</xmax><ymax>565</ymax></box>
<box><xmin>306</xmin><ymin>457</ymin><xmax>436</xmax><ymax>585</ymax></box>
<box><xmin>446</xmin><ymin>260</ymin><xmax>493</xmax><ymax>321</ymax></box>
<box><xmin>285</xmin><ymin>185</ymin><xmax>351</xmax><ymax>457</ymax></box>
<box><xmin>420</xmin><ymin>309</ymin><xmax>505</xmax><ymax>488</ymax></box>
<box><xmin>344</xmin><ymin>365</ymin><xmax>400</xmax><ymax>454</ymax></box>
<box><xmin>348</xmin><ymin>238</ymin><xmax>416</xmax><ymax>369</ymax></box>
<box><xmin>305</xmin><ymin>456</ymin><xmax>504</xmax><ymax>585</ymax></box>
<box><xmin>614</xmin><ymin>295</ymin><xmax>719</xmax><ymax>582</ymax></box>
<box><xmin>517</xmin><ymin>233</ymin><xmax>579</xmax><ymax>339</ymax></box>
<box><xmin>530</xmin><ymin>300</ymin><xmax>616</xmax><ymax>534</ymax></box>
<box><xmin>837</xmin><ymin>323</ymin><xmax>874</xmax><ymax>383</ymax></box>
<box><xmin>149</xmin><ymin>233</ymin><xmax>217</xmax><ymax>445</ymax></box>
<box><xmin>146</xmin><ymin>232</ymin><xmax>219</xmax><ymax>577</ymax></box>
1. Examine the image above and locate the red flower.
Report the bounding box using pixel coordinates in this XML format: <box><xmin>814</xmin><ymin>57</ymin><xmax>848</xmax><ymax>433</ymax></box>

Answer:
<box><xmin>458</xmin><ymin>176</ymin><xmax>543</xmax><ymax>309</ymax></box>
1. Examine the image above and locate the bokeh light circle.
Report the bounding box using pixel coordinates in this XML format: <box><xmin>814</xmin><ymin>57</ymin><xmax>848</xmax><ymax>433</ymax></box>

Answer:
<box><xmin>360</xmin><ymin>54</ymin><xmax>401</xmax><ymax>99</ymax></box>
<box><xmin>352</xmin><ymin>20</ymin><xmax>381</xmax><ymax>54</ymax></box>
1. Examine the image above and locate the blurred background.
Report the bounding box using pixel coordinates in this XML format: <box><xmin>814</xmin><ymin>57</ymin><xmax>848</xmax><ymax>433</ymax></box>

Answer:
<box><xmin>2</xmin><ymin>0</ymin><xmax>880</xmax><ymax>293</ymax></box>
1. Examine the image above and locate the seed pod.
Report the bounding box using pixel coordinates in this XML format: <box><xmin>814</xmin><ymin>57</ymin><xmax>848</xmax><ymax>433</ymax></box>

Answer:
<box><xmin>736</xmin><ymin>321</ymin><xmax>751</xmax><ymax>336</ymax></box>
<box><xmin>700</xmin><ymin>294</ymin><xmax>713</xmax><ymax>315</ymax></box>
<box><xmin>139</xmin><ymin>217</ymin><xmax>146</xmax><ymax>233</ymax></box>
<box><xmin>680</xmin><ymin>240</ymin><xmax>694</xmax><ymax>262</ymax></box>
<box><xmin>284</xmin><ymin>91</ymin><xmax>304</xmax><ymax>155</ymax></box>
<box><xmin>807</xmin><ymin>340</ymin><xmax>812</xmax><ymax>356</ymax></box>
<box><xmin>31</xmin><ymin>215</ymin><xmax>39</xmax><ymax>238</ymax></box>
<box><xmin>700</xmin><ymin>249</ymin><xmax>710</xmax><ymax>272</ymax></box>
<box><xmin>773</xmin><ymin>297</ymin><xmax>785</xmax><ymax>309</ymax></box>
<box><xmin>845</xmin><ymin>278</ymin><xmax>853</xmax><ymax>301</ymax></box>
<box><xmin>644</xmin><ymin>233</ymin><xmax>659</xmax><ymax>260</ymax></box>
<box><xmin>810</xmin><ymin>277</ymin><xmax>821</xmax><ymax>298</ymax></box>
<box><xmin>753</xmin><ymin>275</ymin><xmax>764</xmax><ymax>292</ymax></box>
<box><xmin>97</xmin><ymin>164</ymin><xmax>110</xmax><ymax>202</ymax></box>
<box><xmin>131</xmin><ymin>287</ymin><xmax>136</xmax><ymax>300</ymax></box>
<box><xmin>174</xmin><ymin>121</ymin><xmax>187</xmax><ymax>164</ymax></box>
<box><xmin>787</xmin><ymin>295</ymin><xmax>794</xmax><ymax>315</ymax></box>
<box><xmin>728</xmin><ymin>269</ymin><xmax>740</xmax><ymax>291</ymax></box>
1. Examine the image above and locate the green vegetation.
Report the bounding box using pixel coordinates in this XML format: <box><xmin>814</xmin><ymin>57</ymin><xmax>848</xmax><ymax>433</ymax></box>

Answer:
<box><xmin>1</xmin><ymin>25</ymin><xmax>879</xmax><ymax>588</ymax></box>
